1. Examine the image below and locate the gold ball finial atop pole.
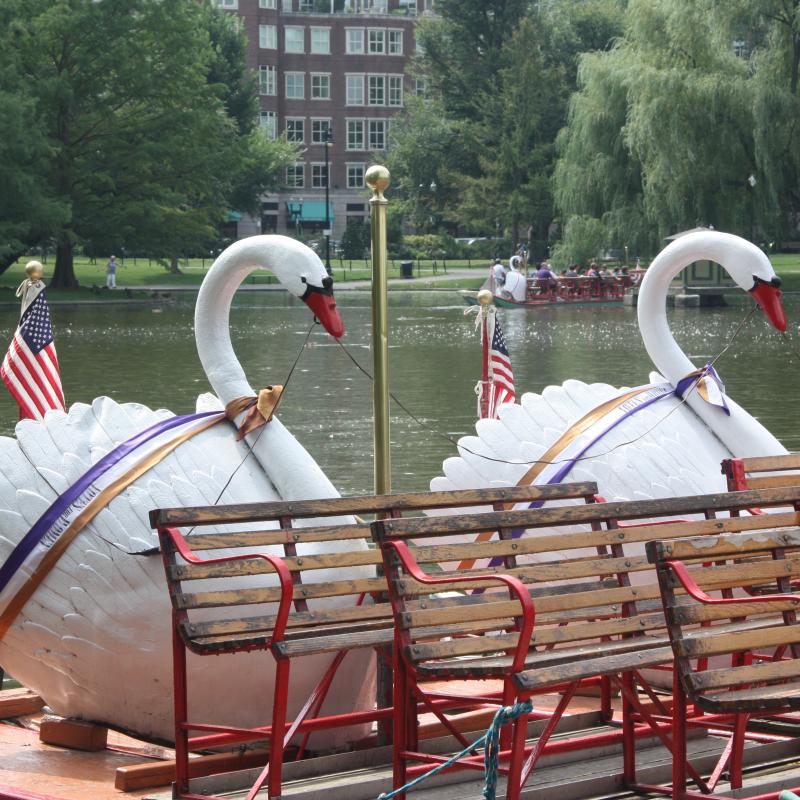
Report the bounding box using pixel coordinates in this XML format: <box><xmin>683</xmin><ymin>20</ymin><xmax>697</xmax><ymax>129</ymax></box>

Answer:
<box><xmin>25</xmin><ymin>261</ymin><xmax>44</xmax><ymax>281</ymax></box>
<box><xmin>365</xmin><ymin>165</ymin><xmax>390</xmax><ymax>199</ymax></box>
<box><xmin>477</xmin><ymin>289</ymin><xmax>494</xmax><ymax>306</ymax></box>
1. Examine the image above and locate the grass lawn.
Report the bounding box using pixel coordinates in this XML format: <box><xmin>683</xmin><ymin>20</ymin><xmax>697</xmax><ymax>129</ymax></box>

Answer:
<box><xmin>1</xmin><ymin>255</ymin><xmax>486</xmax><ymax>292</ymax></box>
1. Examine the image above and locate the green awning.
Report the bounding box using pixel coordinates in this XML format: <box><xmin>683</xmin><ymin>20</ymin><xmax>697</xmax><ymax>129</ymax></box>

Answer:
<box><xmin>287</xmin><ymin>201</ymin><xmax>334</xmax><ymax>222</ymax></box>
<box><xmin>227</xmin><ymin>210</ymin><xmax>243</xmax><ymax>222</ymax></box>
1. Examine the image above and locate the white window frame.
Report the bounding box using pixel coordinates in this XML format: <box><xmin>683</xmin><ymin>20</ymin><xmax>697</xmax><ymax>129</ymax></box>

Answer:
<box><xmin>388</xmin><ymin>29</ymin><xmax>403</xmax><ymax>55</ymax></box>
<box><xmin>311</xmin><ymin>162</ymin><xmax>329</xmax><ymax>189</ymax></box>
<box><xmin>346</xmin><ymin>28</ymin><xmax>365</xmax><ymax>55</ymax></box>
<box><xmin>368</xmin><ymin>74</ymin><xmax>385</xmax><ymax>106</ymax></box>
<box><xmin>285</xmin><ymin>72</ymin><xmax>305</xmax><ymax>100</ymax></box>
<box><xmin>259</xmin><ymin>0</ymin><xmax>277</xmax><ymax>8</ymax></box>
<box><xmin>259</xmin><ymin>24</ymin><xmax>277</xmax><ymax>49</ymax></box>
<box><xmin>368</xmin><ymin>28</ymin><xmax>385</xmax><ymax>54</ymax></box>
<box><xmin>285</xmin><ymin>26</ymin><xmax>305</xmax><ymax>54</ymax></box>
<box><xmin>259</xmin><ymin>65</ymin><xmax>276</xmax><ymax>96</ymax></box>
<box><xmin>414</xmin><ymin>77</ymin><xmax>427</xmax><ymax>97</ymax></box>
<box><xmin>311</xmin><ymin>73</ymin><xmax>331</xmax><ymax>100</ymax></box>
<box><xmin>346</xmin><ymin>162</ymin><xmax>366</xmax><ymax>189</ymax></box>
<box><xmin>311</xmin><ymin>118</ymin><xmax>332</xmax><ymax>144</ymax></box>
<box><xmin>217</xmin><ymin>0</ymin><xmax>238</xmax><ymax>8</ymax></box>
<box><xmin>368</xmin><ymin>118</ymin><xmax>386</xmax><ymax>151</ymax></box>
<box><xmin>285</xmin><ymin>117</ymin><xmax>305</xmax><ymax>143</ymax></box>
<box><xmin>388</xmin><ymin>75</ymin><xmax>403</xmax><ymax>107</ymax></box>
<box><xmin>310</xmin><ymin>27</ymin><xmax>331</xmax><ymax>55</ymax></box>
<box><xmin>346</xmin><ymin>74</ymin><xmax>365</xmax><ymax>106</ymax></box>
<box><xmin>260</xmin><ymin>111</ymin><xmax>278</xmax><ymax>139</ymax></box>
<box><xmin>281</xmin><ymin>0</ymin><xmax>292</xmax><ymax>10</ymax></box>
<box><xmin>346</xmin><ymin>118</ymin><xmax>365</xmax><ymax>151</ymax></box>
<box><xmin>286</xmin><ymin>162</ymin><xmax>304</xmax><ymax>188</ymax></box>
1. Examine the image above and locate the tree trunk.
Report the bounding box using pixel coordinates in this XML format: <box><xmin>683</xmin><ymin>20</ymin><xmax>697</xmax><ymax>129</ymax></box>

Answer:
<box><xmin>168</xmin><ymin>256</ymin><xmax>182</xmax><ymax>274</ymax></box>
<box><xmin>50</xmin><ymin>236</ymin><xmax>79</xmax><ymax>289</ymax></box>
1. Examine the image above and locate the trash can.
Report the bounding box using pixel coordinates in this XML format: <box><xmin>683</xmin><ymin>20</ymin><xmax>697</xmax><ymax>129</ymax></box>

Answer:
<box><xmin>400</xmin><ymin>260</ymin><xmax>413</xmax><ymax>279</ymax></box>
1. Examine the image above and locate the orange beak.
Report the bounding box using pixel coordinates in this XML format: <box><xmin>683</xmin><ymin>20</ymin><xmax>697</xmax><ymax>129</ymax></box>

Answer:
<box><xmin>750</xmin><ymin>279</ymin><xmax>787</xmax><ymax>332</ymax></box>
<box><xmin>302</xmin><ymin>279</ymin><xmax>345</xmax><ymax>338</ymax></box>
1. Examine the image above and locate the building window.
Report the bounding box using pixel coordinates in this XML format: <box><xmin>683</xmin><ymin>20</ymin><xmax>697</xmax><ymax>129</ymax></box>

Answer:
<box><xmin>281</xmin><ymin>0</ymin><xmax>292</xmax><ymax>9</ymax></box>
<box><xmin>286</xmin><ymin>163</ymin><xmax>304</xmax><ymax>188</ymax></box>
<box><xmin>368</xmin><ymin>119</ymin><xmax>386</xmax><ymax>150</ymax></box>
<box><xmin>259</xmin><ymin>24</ymin><xmax>277</xmax><ymax>49</ymax></box>
<box><xmin>299</xmin><ymin>0</ymin><xmax>314</xmax><ymax>9</ymax></box>
<box><xmin>388</xmin><ymin>30</ymin><xmax>403</xmax><ymax>55</ymax></box>
<box><xmin>310</xmin><ymin>27</ymin><xmax>330</xmax><ymax>54</ymax></box>
<box><xmin>259</xmin><ymin>111</ymin><xmax>278</xmax><ymax>139</ymax></box>
<box><xmin>414</xmin><ymin>77</ymin><xmax>427</xmax><ymax>97</ymax></box>
<box><xmin>347</xmin><ymin>119</ymin><xmax>365</xmax><ymax>151</ymax></box>
<box><xmin>368</xmin><ymin>75</ymin><xmax>385</xmax><ymax>105</ymax></box>
<box><xmin>311</xmin><ymin>163</ymin><xmax>329</xmax><ymax>189</ymax></box>
<box><xmin>259</xmin><ymin>0</ymin><xmax>277</xmax><ymax>8</ymax></box>
<box><xmin>259</xmin><ymin>65</ymin><xmax>276</xmax><ymax>96</ymax></box>
<box><xmin>346</xmin><ymin>74</ymin><xmax>364</xmax><ymax>106</ymax></box>
<box><xmin>286</xmin><ymin>117</ymin><xmax>305</xmax><ymax>143</ymax></box>
<box><xmin>311</xmin><ymin>73</ymin><xmax>331</xmax><ymax>100</ymax></box>
<box><xmin>285</xmin><ymin>72</ymin><xmax>305</xmax><ymax>99</ymax></box>
<box><xmin>347</xmin><ymin>163</ymin><xmax>365</xmax><ymax>189</ymax></box>
<box><xmin>368</xmin><ymin>29</ymin><xmax>385</xmax><ymax>54</ymax></box>
<box><xmin>217</xmin><ymin>0</ymin><xmax>237</xmax><ymax>8</ymax></box>
<box><xmin>311</xmin><ymin>118</ymin><xmax>332</xmax><ymax>144</ymax></box>
<box><xmin>346</xmin><ymin>28</ymin><xmax>364</xmax><ymax>54</ymax></box>
<box><xmin>388</xmin><ymin>75</ymin><xmax>403</xmax><ymax>107</ymax></box>
<box><xmin>285</xmin><ymin>26</ymin><xmax>304</xmax><ymax>54</ymax></box>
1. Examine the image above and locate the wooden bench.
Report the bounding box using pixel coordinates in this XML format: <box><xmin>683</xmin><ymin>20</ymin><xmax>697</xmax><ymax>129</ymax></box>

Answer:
<box><xmin>648</xmin><ymin>527</ymin><xmax>800</xmax><ymax>800</ymax></box>
<box><xmin>151</xmin><ymin>481</ymin><xmax>597</xmax><ymax>800</ymax></box>
<box><xmin>722</xmin><ymin>453</ymin><xmax>800</xmax><ymax>491</ymax></box>
<box><xmin>371</xmin><ymin>486</ymin><xmax>800</xmax><ymax>800</ymax></box>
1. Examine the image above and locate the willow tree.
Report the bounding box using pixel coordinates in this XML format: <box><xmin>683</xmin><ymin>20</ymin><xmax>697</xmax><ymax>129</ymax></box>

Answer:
<box><xmin>555</xmin><ymin>0</ymin><xmax>800</xmax><ymax>258</ymax></box>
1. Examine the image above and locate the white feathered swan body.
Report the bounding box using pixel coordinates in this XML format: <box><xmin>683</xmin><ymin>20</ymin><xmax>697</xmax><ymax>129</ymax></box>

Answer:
<box><xmin>433</xmin><ymin>231</ymin><xmax>788</xmax><ymax>504</ymax></box>
<box><xmin>0</xmin><ymin>236</ymin><xmax>375</xmax><ymax>743</ymax></box>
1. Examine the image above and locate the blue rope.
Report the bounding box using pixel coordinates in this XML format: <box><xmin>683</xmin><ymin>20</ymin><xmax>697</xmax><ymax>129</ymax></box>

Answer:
<box><xmin>377</xmin><ymin>699</ymin><xmax>532</xmax><ymax>800</ymax></box>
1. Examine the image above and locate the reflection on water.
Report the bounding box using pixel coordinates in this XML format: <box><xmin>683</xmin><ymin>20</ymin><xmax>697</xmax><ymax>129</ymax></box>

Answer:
<box><xmin>0</xmin><ymin>290</ymin><xmax>796</xmax><ymax>495</ymax></box>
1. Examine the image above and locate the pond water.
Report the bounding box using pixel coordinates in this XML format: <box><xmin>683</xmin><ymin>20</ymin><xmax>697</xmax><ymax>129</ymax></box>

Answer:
<box><xmin>0</xmin><ymin>289</ymin><xmax>797</xmax><ymax>496</ymax></box>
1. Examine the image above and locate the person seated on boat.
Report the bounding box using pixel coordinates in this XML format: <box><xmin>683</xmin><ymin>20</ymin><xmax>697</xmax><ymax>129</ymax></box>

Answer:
<box><xmin>490</xmin><ymin>258</ymin><xmax>506</xmax><ymax>293</ymax></box>
<box><xmin>566</xmin><ymin>265</ymin><xmax>579</xmax><ymax>278</ymax></box>
<box><xmin>534</xmin><ymin>262</ymin><xmax>557</xmax><ymax>294</ymax></box>
<box><xmin>585</xmin><ymin>262</ymin><xmax>598</xmax><ymax>278</ymax></box>
<box><xmin>502</xmin><ymin>261</ymin><xmax>527</xmax><ymax>302</ymax></box>
<box><xmin>620</xmin><ymin>266</ymin><xmax>633</xmax><ymax>288</ymax></box>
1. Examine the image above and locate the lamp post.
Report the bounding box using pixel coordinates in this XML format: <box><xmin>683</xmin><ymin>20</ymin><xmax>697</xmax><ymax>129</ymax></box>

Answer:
<box><xmin>324</xmin><ymin>127</ymin><xmax>333</xmax><ymax>276</ymax></box>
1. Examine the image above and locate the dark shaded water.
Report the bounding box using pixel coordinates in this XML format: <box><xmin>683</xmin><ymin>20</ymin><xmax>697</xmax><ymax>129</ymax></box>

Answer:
<box><xmin>0</xmin><ymin>290</ymin><xmax>797</xmax><ymax>495</ymax></box>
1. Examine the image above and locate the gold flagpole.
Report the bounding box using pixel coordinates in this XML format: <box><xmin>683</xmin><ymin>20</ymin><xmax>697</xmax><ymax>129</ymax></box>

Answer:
<box><xmin>366</xmin><ymin>165</ymin><xmax>391</xmax><ymax>496</ymax></box>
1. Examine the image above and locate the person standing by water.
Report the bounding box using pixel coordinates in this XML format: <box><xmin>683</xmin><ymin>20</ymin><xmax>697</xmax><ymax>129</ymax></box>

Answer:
<box><xmin>490</xmin><ymin>258</ymin><xmax>506</xmax><ymax>294</ymax></box>
<box><xmin>106</xmin><ymin>255</ymin><xmax>118</xmax><ymax>289</ymax></box>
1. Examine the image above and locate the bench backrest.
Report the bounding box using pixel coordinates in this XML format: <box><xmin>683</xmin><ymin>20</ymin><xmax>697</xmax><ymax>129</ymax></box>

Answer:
<box><xmin>151</xmin><ymin>482</ymin><xmax>598</xmax><ymax>654</ymax></box>
<box><xmin>722</xmin><ymin>454</ymin><xmax>800</xmax><ymax>491</ymax></box>
<box><xmin>647</xmin><ymin>527</ymin><xmax>800</xmax><ymax>710</ymax></box>
<box><xmin>372</xmin><ymin>487</ymin><xmax>800</xmax><ymax>675</ymax></box>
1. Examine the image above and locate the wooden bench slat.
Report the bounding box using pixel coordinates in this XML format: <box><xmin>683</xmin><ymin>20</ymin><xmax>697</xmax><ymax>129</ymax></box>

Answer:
<box><xmin>152</xmin><ymin>482</ymin><xmax>599</xmax><ymax>527</ymax></box>
<box><xmin>689</xmin><ymin>656</ymin><xmax>800</xmax><ymax>693</ymax></box>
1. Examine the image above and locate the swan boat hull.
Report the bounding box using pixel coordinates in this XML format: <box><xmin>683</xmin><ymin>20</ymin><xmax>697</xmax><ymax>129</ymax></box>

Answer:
<box><xmin>461</xmin><ymin>291</ymin><xmax>625</xmax><ymax>308</ymax></box>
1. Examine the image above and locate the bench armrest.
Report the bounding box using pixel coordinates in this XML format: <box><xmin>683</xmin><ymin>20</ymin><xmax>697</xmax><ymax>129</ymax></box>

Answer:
<box><xmin>160</xmin><ymin>526</ymin><xmax>294</xmax><ymax>643</ymax></box>
<box><xmin>382</xmin><ymin>540</ymin><xmax>535</xmax><ymax>673</ymax></box>
<box><xmin>666</xmin><ymin>558</ymin><xmax>800</xmax><ymax>607</ymax></box>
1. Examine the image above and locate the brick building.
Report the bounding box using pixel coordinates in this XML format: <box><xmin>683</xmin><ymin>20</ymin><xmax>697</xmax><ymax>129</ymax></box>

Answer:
<box><xmin>218</xmin><ymin>0</ymin><xmax>432</xmax><ymax>244</ymax></box>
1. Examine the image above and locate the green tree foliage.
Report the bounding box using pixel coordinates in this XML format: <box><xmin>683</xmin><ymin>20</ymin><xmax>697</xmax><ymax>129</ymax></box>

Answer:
<box><xmin>555</xmin><ymin>0</ymin><xmax>800</xmax><ymax>255</ymax></box>
<box><xmin>2</xmin><ymin>0</ymin><xmax>292</xmax><ymax>287</ymax></box>
<box><xmin>390</xmin><ymin>0</ymin><xmax>624</xmax><ymax>249</ymax></box>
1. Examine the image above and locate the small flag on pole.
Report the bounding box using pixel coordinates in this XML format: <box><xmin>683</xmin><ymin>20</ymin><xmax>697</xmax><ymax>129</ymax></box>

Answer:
<box><xmin>1</xmin><ymin>284</ymin><xmax>65</xmax><ymax>421</ymax></box>
<box><xmin>486</xmin><ymin>312</ymin><xmax>515</xmax><ymax>418</ymax></box>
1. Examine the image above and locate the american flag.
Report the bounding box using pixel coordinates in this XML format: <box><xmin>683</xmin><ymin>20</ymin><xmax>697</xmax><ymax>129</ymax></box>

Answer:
<box><xmin>486</xmin><ymin>312</ymin><xmax>515</xmax><ymax>418</ymax></box>
<box><xmin>1</xmin><ymin>289</ymin><xmax>65</xmax><ymax>420</ymax></box>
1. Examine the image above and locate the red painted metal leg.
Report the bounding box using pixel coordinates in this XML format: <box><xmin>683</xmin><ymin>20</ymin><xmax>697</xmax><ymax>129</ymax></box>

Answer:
<box><xmin>601</xmin><ymin>675</ymin><xmax>612</xmax><ymax>722</ymax></box>
<box><xmin>622</xmin><ymin>671</ymin><xmax>636</xmax><ymax>785</ymax></box>
<box><xmin>729</xmin><ymin>712</ymin><xmax>748</xmax><ymax>790</ymax></box>
<box><xmin>393</xmin><ymin>644</ymin><xmax>409</xmax><ymax>797</ymax></box>
<box><xmin>505</xmin><ymin>709</ymin><xmax>530</xmax><ymax>800</ymax></box>
<box><xmin>672</xmin><ymin>669</ymin><xmax>687</xmax><ymax>800</ymax></box>
<box><xmin>172</xmin><ymin>616</ymin><xmax>190</xmax><ymax>799</ymax></box>
<box><xmin>265</xmin><ymin>659</ymin><xmax>291</xmax><ymax>799</ymax></box>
